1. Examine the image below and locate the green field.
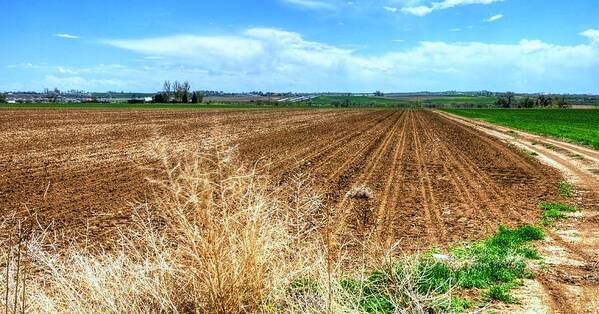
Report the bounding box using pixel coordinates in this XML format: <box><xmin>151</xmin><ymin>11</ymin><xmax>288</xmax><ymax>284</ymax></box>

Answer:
<box><xmin>417</xmin><ymin>96</ymin><xmax>497</xmax><ymax>107</ymax></box>
<box><xmin>443</xmin><ymin>109</ymin><xmax>599</xmax><ymax>149</ymax></box>
<box><xmin>302</xmin><ymin>96</ymin><xmax>412</xmax><ymax>107</ymax></box>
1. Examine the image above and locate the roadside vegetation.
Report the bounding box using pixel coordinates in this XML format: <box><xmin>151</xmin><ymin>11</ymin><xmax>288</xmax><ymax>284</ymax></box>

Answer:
<box><xmin>538</xmin><ymin>202</ymin><xmax>578</xmax><ymax>226</ymax></box>
<box><xmin>443</xmin><ymin>109</ymin><xmax>599</xmax><ymax>149</ymax></box>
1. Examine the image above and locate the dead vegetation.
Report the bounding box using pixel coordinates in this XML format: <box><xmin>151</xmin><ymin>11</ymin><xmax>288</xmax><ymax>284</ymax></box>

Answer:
<box><xmin>0</xmin><ymin>138</ymin><xmax>451</xmax><ymax>313</ymax></box>
<box><xmin>346</xmin><ymin>186</ymin><xmax>374</xmax><ymax>200</ymax></box>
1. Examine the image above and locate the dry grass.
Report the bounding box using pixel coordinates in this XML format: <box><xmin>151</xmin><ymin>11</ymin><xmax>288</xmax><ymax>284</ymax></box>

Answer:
<box><xmin>346</xmin><ymin>186</ymin><xmax>374</xmax><ymax>200</ymax></box>
<box><xmin>0</xmin><ymin>138</ymin><xmax>450</xmax><ymax>313</ymax></box>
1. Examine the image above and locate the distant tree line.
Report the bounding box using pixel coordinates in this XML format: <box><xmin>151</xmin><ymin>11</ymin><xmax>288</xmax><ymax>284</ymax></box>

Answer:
<box><xmin>0</xmin><ymin>93</ymin><xmax>6</xmax><ymax>103</ymax></box>
<box><xmin>495</xmin><ymin>92</ymin><xmax>570</xmax><ymax>108</ymax></box>
<box><xmin>153</xmin><ymin>80</ymin><xmax>204</xmax><ymax>103</ymax></box>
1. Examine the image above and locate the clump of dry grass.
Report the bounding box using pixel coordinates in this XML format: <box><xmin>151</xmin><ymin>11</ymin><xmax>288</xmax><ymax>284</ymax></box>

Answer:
<box><xmin>0</xmin><ymin>138</ymin><xmax>451</xmax><ymax>313</ymax></box>
<box><xmin>346</xmin><ymin>186</ymin><xmax>374</xmax><ymax>200</ymax></box>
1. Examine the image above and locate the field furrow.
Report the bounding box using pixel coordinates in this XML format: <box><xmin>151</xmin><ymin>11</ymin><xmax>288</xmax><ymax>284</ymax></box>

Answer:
<box><xmin>0</xmin><ymin>109</ymin><xmax>564</xmax><ymax>252</ymax></box>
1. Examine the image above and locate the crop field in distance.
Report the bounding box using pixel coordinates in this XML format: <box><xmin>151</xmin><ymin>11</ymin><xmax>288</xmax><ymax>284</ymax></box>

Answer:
<box><xmin>444</xmin><ymin>109</ymin><xmax>599</xmax><ymax>149</ymax></box>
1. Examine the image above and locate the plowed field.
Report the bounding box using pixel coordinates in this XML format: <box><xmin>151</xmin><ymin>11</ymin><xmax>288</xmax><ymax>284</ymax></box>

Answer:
<box><xmin>0</xmin><ymin>109</ymin><xmax>562</xmax><ymax>249</ymax></box>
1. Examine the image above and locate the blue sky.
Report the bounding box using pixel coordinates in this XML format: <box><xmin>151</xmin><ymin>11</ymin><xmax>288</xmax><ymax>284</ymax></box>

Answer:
<box><xmin>2</xmin><ymin>0</ymin><xmax>599</xmax><ymax>93</ymax></box>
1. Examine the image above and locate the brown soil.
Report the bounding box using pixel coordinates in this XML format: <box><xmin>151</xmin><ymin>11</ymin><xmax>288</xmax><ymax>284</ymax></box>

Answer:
<box><xmin>438</xmin><ymin>110</ymin><xmax>599</xmax><ymax>314</ymax></box>
<box><xmin>1</xmin><ymin>109</ymin><xmax>563</xmax><ymax>256</ymax></box>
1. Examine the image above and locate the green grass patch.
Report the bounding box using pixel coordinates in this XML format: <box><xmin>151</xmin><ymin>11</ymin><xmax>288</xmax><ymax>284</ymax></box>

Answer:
<box><xmin>538</xmin><ymin>202</ymin><xmax>578</xmax><ymax>226</ymax></box>
<box><xmin>487</xmin><ymin>283</ymin><xmax>515</xmax><ymax>303</ymax></box>
<box><xmin>558</xmin><ymin>181</ymin><xmax>573</xmax><ymax>197</ymax></box>
<box><xmin>442</xmin><ymin>109</ymin><xmax>599</xmax><ymax>150</ymax></box>
<box><xmin>289</xmin><ymin>225</ymin><xmax>544</xmax><ymax>313</ymax></box>
<box><xmin>415</xmin><ymin>225</ymin><xmax>542</xmax><ymax>308</ymax></box>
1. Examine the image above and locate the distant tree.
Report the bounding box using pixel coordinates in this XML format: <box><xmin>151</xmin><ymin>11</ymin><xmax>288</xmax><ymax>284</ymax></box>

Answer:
<box><xmin>172</xmin><ymin>81</ymin><xmax>182</xmax><ymax>102</ymax></box>
<box><xmin>553</xmin><ymin>96</ymin><xmax>569</xmax><ymax>108</ymax></box>
<box><xmin>536</xmin><ymin>95</ymin><xmax>552</xmax><ymax>107</ymax></box>
<box><xmin>191</xmin><ymin>91</ymin><xmax>204</xmax><ymax>103</ymax></box>
<box><xmin>153</xmin><ymin>92</ymin><xmax>168</xmax><ymax>103</ymax></box>
<box><xmin>495</xmin><ymin>92</ymin><xmax>515</xmax><ymax>108</ymax></box>
<box><xmin>49</xmin><ymin>93</ymin><xmax>58</xmax><ymax>103</ymax></box>
<box><xmin>0</xmin><ymin>93</ymin><xmax>6</xmax><ymax>103</ymax></box>
<box><xmin>518</xmin><ymin>96</ymin><xmax>534</xmax><ymax>108</ymax></box>
<box><xmin>495</xmin><ymin>97</ymin><xmax>506</xmax><ymax>108</ymax></box>
<box><xmin>181</xmin><ymin>81</ymin><xmax>190</xmax><ymax>103</ymax></box>
<box><xmin>374</xmin><ymin>90</ymin><xmax>384</xmax><ymax>97</ymax></box>
<box><xmin>163</xmin><ymin>80</ymin><xmax>171</xmax><ymax>96</ymax></box>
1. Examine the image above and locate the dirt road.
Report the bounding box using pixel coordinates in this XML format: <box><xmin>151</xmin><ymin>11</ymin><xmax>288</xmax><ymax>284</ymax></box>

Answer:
<box><xmin>438</xmin><ymin>111</ymin><xmax>599</xmax><ymax>314</ymax></box>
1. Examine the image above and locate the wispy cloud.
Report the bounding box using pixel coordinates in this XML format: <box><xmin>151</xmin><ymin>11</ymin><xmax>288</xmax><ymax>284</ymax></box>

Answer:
<box><xmin>383</xmin><ymin>6</ymin><xmax>398</xmax><ymax>12</ymax></box>
<box><xmin>402</xmin><ymin>0</ymin><xmax>502</xmax><ymax>16</ymax></box>
<box><xmin>52</xmin><ymin>33</ymin><xmax>79</xmax><ymax>39</ymax></box>
<box><xmin>485</xmin><ymin>14</ymin><xmax>503</xmax><ymax>22</ymax></box>
<box><xmin>280</xmin><ymin>0</ymin><xmax>335</xmax><ymax>10</ymax></box>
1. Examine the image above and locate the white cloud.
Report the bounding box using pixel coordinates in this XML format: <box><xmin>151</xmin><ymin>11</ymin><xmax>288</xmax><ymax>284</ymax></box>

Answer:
<box><xmin>580</xmin><ymin>29</ymin><xmax>599</xmax><ymax>44</ymax></box>
<box><xmin>280</xmin><ymin>0</ymin><xmax>335</xmax><ymax>10</ymax></box>
<box><xmin>449</xmin><ymin>28</ymin><xmax>461</xmax><ymax>32</ymax></box>
<box><xmin>383</xmin><ymin>6</ymin><xmax>398</xmax><ymax>12</ymax></box>
<box><xmin>52</xmin><ymin>33</ymin><xmax>79</xmax><ymax>39</ymax></box>
<box><xmin>99</xmin><ymin>27</ymin><xmax>599</xmax><ymax>92</ymax></box>
<box><xmin>485</xmin><ymin>14</ymin><xmax>503</xmax><ymax>22</ymax></box>
<box><xmin>401</xmin><ymin>6</ymin><xmax>432</xmax><ymax>16</ymax></box>
<box><xmin>402</xmin><ymin>0</ymin><xmax>502</xmax><ymax>16</ymax></box>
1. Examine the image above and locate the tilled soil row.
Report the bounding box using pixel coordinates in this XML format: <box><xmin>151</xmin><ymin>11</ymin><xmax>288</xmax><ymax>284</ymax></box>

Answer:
<box><xmin>0</xmin><ymin>109</ymin><xmax>562</xmax><ymax>251</ymax></box>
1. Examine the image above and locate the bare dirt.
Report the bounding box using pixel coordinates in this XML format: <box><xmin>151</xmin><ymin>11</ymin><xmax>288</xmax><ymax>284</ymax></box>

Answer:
<box><xmin>438</xmin><ymin>110</ymin><xmax>599</xmax><ymax>314</ymax></box>
<box><xmin>0</xmin><ymin>109</ymin><xmax>564</xmax><ymax>257</ymax></box>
